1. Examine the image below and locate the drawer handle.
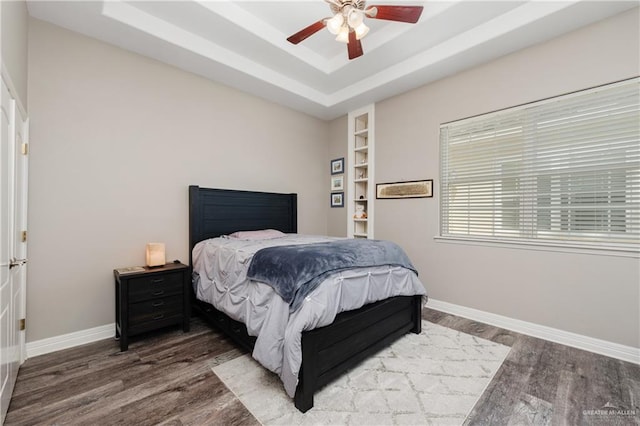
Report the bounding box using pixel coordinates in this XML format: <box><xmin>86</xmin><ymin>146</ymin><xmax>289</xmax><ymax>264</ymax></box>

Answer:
<box><xmin>153</xmin><ymin>314</ymin><xmax>165</xmax><ymax>320</ymax></box>
<box><xmin>151</xmin><ymin>278</ymin><xmax>164</xmax><ymax>284</ymax></box>
<box><xmin>152</xmin><ymin>290</ymin><xmax>165</xmax><ymax>296</ymax></box>
<box><xmin>152</xmin><ymin>301</ymin><xmax>164</xmax><ymax>307</ymax></box>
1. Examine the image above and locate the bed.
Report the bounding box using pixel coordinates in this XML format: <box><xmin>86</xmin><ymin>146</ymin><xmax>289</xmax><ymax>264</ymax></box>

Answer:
<box><xmin>188</xmin><ymin>185</ymin><xmax>425</xmax><ymax>412</ymax></box>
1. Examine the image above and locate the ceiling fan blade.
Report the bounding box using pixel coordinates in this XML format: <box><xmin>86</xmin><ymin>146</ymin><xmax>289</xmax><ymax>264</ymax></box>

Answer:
<box><xmin>347</xmin><ymin>31</ymin><xmax>364</xmax><ymax>60</ymax></box>
<box><xmin>287</xmin><ymin>20</ymin><xmax>326</xmax><ymax>44</ymax></box>
<box><xmin>366</xmin><ymin>5</ymin><xmax>424</xmax><ymax>23</ymax></box>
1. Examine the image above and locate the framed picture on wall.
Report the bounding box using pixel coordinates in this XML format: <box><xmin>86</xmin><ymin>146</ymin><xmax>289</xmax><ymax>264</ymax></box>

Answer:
<box><xmin>331</xmin><ymin>175</ymin><xmax>344</xmax><ymax>191</ymax></box>
<box><xmin>376</xmin><ymin>179</ymin><xmax>434</xmax><ymax>199</ymax></box>
<box><xmin>331</xmin><ymin>192</ymin><xmax>344</xmax><ymax>207</ymax></box>
<box><xmin>331</xmin><ymin>158</ymin><xmax>344</xmax><ymax>175</ymax></box>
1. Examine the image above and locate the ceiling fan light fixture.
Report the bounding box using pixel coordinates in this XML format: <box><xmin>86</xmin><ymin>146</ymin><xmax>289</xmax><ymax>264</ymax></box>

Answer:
<box><xmin>354</xmin><ymin>23</ymin><xmax>369</xmax><ymax>40</ymax></box>
<box><xmin>326</xmin><ymin>13</ymin><xmax>344</xmax><ymax>35</ymax></box>
<box><xmin>347</xmin><ymin>8</ymin><xmax>365</xmax><ymax>28</ymax></box>
<box><xmin>287</xmin><ymin>1</ymin><xmax>424</xmax><ymax>60</ymax></box>
<box><xmin>335</xmin><ymin>26</ymin><xmax>349</xmax><ymax>43</ymax></box>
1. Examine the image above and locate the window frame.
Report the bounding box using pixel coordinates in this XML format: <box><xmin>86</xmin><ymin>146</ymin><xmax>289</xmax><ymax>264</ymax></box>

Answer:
<box><xmin>438</xmin><ymin>78</ymin><xmax>640</xmax><ymax>256</ymax></box>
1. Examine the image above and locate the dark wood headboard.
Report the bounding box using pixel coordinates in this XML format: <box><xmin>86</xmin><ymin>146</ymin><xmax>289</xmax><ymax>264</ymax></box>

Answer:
<box><xmin>188</xmin><ymin>186</ymin><xmax>297</xmax><ymax>266</ymax></box>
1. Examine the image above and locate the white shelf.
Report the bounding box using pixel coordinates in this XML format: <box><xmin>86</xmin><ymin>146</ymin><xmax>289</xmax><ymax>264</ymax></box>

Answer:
<box><xmin>353</xmin><ymin>233</ymin><xmax>368</xmax><ymax>238</ymax></box>
<box><xmin>354</xmin><ymin>178</ymin><xmax>368</xmax><ymax>183</ymax></box>
<box><xmin>355</xmin><ymin>198</ymin><xmax>368</xmax><ymax>202</ymax></box>
<box><xmin>354</xmin><ymin>129</ymin><xmax>368</xmax><ymax>136</ymax></box>
<box><xmin>354</xmin><ymin>219</ymin><xmax>368</xmax><ymax>222</ymax></box>
<box><xmin>354</xmin><ymin>163</ymin><xmax>368</xmax><ymax>168</ymax></box>
<box><xmin>354</xmin><ymin>145</ymin><xmax>369</xmax><ymax>152</ymax></box>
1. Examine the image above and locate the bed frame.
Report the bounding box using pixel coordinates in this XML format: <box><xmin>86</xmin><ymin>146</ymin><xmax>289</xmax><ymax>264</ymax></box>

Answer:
<box><xmin>188</xmin><ymin>185</ymin><xmax>422</xmax><ymax>412</ymax></box>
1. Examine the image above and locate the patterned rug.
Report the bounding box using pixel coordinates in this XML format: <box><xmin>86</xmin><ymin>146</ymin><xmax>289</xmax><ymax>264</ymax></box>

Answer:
<box><xmin>211</xmin><ymin>321</ymin><xmax>510</xmax><ymax>425</ymax></box>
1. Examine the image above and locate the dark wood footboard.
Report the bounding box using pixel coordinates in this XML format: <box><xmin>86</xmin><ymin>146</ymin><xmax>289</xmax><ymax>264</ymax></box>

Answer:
<box><xmin>193</xmin><ymin>294</ymin><xmax>422</xmax><ymax>412</ymax></box>
<box><xmin>294</xmin><ymin>295</ymin><xmax>422</xmax><ymax>412</ymax></box>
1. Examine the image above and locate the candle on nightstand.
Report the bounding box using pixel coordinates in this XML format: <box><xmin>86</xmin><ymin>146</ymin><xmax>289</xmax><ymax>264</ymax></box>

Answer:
<box><xmin>146</xmin><ymin>243</ymin><xmax>165</xmax><ymax>267</ymax></box>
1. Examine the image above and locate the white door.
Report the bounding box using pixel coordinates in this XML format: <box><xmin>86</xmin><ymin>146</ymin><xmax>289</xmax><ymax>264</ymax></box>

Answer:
<box><xmin>0</xmin><ymin>75</ymin><xmax>27</xmax><ymax>423</ymax></box>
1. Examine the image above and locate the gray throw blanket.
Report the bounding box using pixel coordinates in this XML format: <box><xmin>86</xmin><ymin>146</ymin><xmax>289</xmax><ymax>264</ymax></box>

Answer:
<box><xmin>246</xmin><ymin>239</ymin><xmax>417</xmax><ymax>312</ymax></box>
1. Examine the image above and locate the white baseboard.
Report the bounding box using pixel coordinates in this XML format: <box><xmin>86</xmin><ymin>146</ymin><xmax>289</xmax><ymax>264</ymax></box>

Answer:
<box><xmin>26</xmin><ymin>323</ymin><xmax>115</xmax><ymax>359</ymax></box>
<box><xmin>427</xmin><ymin>299</ymin><xmax>640</xmax><ymax>365</ymax></box>
<box><xmin>25</xmin><ymin>301</ymin><xmax>640</xmax><ymax>365</ymax></box>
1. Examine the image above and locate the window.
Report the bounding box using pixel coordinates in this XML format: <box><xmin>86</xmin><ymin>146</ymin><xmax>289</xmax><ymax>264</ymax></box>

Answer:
<box><xmin>439</xmin><ymin>78</ymin><xmax>639</xmax><ymax>251</ymax></box>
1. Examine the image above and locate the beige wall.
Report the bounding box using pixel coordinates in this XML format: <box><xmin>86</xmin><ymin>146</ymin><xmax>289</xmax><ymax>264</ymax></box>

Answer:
<box><xmin>373</xmin><ymin>8</ymin><xmax>640</xmax><ymax>348</ymax></box>
<box><xmin>26</xmin><ymin>19</ymin><xmax>329</xmax><ymax>341</ymax></box>
<box><xmin>24</xmin><ymin>8</ymin><xmax>640</xmax><ymax>349</ymax></box>
<box><xmin>1</xmin><ymin>0</ymin><xmax>29</xmax><ymax>109</ymax></box>
<box><xmin>327</xmin><ymin>115</ymin><xmax>347</xmax><ymax>237</ymax></box>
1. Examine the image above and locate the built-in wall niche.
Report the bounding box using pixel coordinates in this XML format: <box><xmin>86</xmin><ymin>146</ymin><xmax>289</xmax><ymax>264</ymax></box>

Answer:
<box><xmin>347</xmin><ymin>105</ymin><xmax>374</xmax><ymax>239</ymax></box>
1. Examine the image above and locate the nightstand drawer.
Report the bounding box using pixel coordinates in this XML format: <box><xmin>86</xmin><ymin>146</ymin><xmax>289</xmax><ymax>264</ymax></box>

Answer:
<box><xmin>128</xmin><ymin>271</ymin><xmax>183</xmax><ymax>302</ymax></box>
<box><xmin>129</xmin><ymin>295</ymin><xmax>183</xmax><ymax>325</ymax></box>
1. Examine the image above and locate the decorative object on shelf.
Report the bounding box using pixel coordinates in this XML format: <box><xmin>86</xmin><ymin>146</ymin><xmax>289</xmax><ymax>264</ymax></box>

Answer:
<box><xmin>331</xmin><ymin>175</ymin><xmax>344</xmax><ymax>191</ymax></box>
<box><xmin>145</xmin><ymin>242</ymin><xmax>166</xmax><ymax>267</ymax></box>
<box><xmin>376</xmin><ymin>179</ymin><xmax>433</xmax><ymax>199</ymax></box>
<box><xmin>359</xmin><ymin>195</ymin><xmax>364</xmax><ymax>199</ymax></box>
<box><xmin>286</xmin><ymin>0</ymin><xmax>424</xmax><ymax>60</ymax></box>
<box><xmin>354</xmin><ymin>205</ymin><xmax>367</xmax><ymax>219</ymax></box>
<box><xmin>331</xmin><ymin>192</ymin><xmax>344</xmax><ymax>207</ymax></box>
<box><xmin>331</xmin><ymin>157</ymin><xmax>344</xmax><ymax>175</ymax></box>
<box><xmin>358</xmin><ymin>171</ymin><xmax>365</xmax><ymax>179</ymax></box>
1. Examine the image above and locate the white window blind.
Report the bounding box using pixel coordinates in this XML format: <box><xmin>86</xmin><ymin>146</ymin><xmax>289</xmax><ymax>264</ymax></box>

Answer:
<box><xmin>440</xmin><ymin>78</ymin><xmax>640</xmax><ymax>250</ymax></box>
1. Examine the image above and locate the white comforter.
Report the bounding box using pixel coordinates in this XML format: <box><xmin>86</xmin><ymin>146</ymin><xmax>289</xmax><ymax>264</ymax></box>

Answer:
<box><xmin>192</xmin><ymin>234</ymin><xmax>426</xmax><ymax>397</ymax></box>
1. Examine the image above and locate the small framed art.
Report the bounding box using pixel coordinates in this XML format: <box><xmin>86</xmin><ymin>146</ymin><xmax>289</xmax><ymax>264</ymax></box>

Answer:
<box><xmin>331</xmin><ymin>157</ymin><xmax>344</xmax><ymax>175</ymax></box>
<box><xmin>331</xmin><ymin>175</ymin><xmax>344</xmax><ymax>191</ymax></box>
<box><xmin>331</xmin><ymin>192</ymin><xmax>344</xmax><ymax>207</ymax></box>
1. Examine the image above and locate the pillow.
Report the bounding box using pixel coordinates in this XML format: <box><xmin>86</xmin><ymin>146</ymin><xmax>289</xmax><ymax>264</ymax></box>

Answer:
<box><xmin>227</xmin><ymin>229</ymin><xmax>286</xmax><ymax>240</ymax></box>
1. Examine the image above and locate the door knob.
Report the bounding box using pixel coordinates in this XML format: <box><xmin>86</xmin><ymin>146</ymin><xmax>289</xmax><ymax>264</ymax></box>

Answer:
<box><xmin>9</xmin><ymin>258</ymin><xmax>27</xmax><ymax>269</ymax></box>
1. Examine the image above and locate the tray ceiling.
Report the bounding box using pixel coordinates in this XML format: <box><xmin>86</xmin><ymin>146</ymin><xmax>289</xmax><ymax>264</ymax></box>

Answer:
<box><xmin>27</xmin><ymin>1</ymin><xmax>637</xmax><ymax>120</ymax></box>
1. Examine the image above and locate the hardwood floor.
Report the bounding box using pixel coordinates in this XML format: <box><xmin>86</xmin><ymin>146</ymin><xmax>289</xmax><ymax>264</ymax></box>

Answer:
<box><xmin>5</xmin><ymin>308</ymin><xmax>639</xmax><ymax>425</ymax></box>
<box><xmin>422</xmin><ymin>309</ymin><xmax>640</xmax><ymax>426</ymax></box>
<box><xmin>5</xmin><ymin>320</ymin><xmax>258</xmax><ymax>426</ymax></box>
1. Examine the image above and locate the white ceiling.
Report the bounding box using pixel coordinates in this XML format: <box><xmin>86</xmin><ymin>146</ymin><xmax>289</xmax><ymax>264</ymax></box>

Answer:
<box><xmin>27</xmin><ymin>0</ymin><xmax>637</xmax><ymax>120</ymax></box>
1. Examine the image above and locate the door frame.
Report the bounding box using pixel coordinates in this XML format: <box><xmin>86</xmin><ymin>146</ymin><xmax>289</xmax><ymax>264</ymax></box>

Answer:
<box><xmin>1</xmin><ymin>63</ymin><xmax>28</xmax><ymax>365</ymax></box>
<box><xmin>1</xmin><ymin>61</ymin><xmax>29</xmax><ymax>421</ymax></box>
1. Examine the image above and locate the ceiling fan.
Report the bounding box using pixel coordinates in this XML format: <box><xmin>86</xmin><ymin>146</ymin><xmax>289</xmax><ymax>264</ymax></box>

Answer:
<box><xmin>286</xmin><ymin>0</ymin><xmax>424</xmax><ymax>60</ymax></box>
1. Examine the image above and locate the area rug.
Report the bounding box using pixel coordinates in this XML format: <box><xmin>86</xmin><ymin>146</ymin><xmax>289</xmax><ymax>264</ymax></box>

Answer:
<box><xmin>211</xmin><ymin>321</ymin><xmax>511</xmax><ymax>425</ymax></box>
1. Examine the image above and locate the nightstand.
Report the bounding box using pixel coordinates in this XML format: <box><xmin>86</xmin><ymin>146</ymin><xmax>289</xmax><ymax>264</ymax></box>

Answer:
<box><xmin>114</xmin><ymin>262</ymin><xmax>190</xmax><ymax>351</ymax></box>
